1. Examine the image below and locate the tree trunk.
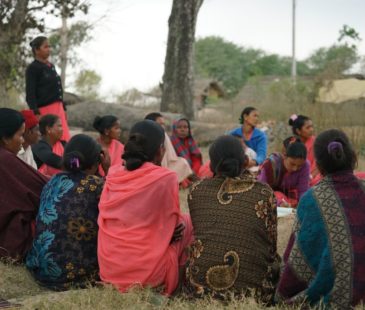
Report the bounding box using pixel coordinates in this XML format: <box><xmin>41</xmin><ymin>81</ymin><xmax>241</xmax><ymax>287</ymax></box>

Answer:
<box><xmin>60</xmin><ymin>12</ymin><xmax>68</xmax><ymax>88</ymax></box>
<box><xmin>160</xmin><ymin>0</ymin><xmax>203</xmax><ymax>120</ymax></box>
<box><xmin>0</xmin><ymin>0</ymin><xmax>30</xmax><ymax>106</ymax></box>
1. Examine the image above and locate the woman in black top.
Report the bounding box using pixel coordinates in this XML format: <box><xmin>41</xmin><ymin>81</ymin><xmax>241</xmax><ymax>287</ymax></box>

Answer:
<box><xmin>32</xmin><ymin>114</ymin><xmax>66</xmax><ymax>177</ymax></box>
<box><xmin>26</xmin><ymin>36</ymin><xmax>70</xmax><ymax>141</ymax></box>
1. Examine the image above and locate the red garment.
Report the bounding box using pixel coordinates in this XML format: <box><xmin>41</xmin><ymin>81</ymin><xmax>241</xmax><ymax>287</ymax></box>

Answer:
<box><xmin>98</xmin><ymin>163</ymin><xmax>193</xmax><ymax>295</ymax></box>
<box><xmin>98</xmin><ymin>139</ymin><xmax>124</xmax><ymax>177</ymax></box>
<box><xmin>39</xmin><ymin>101</ymin><xmax>70</xmax><ymax>141</ymax></box>
<box><xmin>198</xmin><ymin>160</ymin><xmax>213</xmax><ymax>179</ymax></box>
<box><xmin>0</xmin><ymin>147</ymin><xmax>47</xmax><ymax>260</ymax></box>
<box><xmin>38</xmin><ymin>141</ymin><xmax>64</xmax><ymax>177</ymax></box>
<box><xmin>304</xmin><ymin>136</ymin><xmax>322</xmax><ymax>186</ymax></box>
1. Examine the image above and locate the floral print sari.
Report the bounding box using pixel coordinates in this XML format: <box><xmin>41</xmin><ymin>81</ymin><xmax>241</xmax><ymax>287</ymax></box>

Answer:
<box><xmin>26</xmin><ymin>172</ymin><xmax>103</xmax><ymax>290</ymax></box>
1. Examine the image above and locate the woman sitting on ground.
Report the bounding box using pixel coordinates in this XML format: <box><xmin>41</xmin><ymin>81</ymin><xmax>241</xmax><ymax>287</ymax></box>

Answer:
<box><xmin>170</xmin><ymin>118</ymin><xmax>202</xmax><ymax>176</ymax></box>
<box><xmin>17</xmin><ymin>109</ymin><xmax>41</xmax><ymax>170</ymax></box>
<box><xmin>98</xmin><ymin>120</ymin><xmax>193</xmax><ymax>295</ymax></box>
<box><xmin>198</xmin><ymin>132</ymin><xmax>258</xmax><ymax>179</ymax></box>
<box><xmin>93</xmin><ymin>115</ymin><xmax>124</xmax><ymax>176</ymax></box>
<box><xmin>26</xmin><ymin>134</ymin><xmax>108</xmax><ymax>290</ymax></box>
<box><xmin>277</xmin><ymin>129</ymin><xmax>365</xmax><ymax>308</ymax></box>
<box><xmin>288</xmin><ymin>114</ymin><xmax>320</xmax><ymax>185</ymax></box>
<box><xmin>258</xmin><ymin>137</ymin><xmax>310</xmax><ymax>208</ymax></box>
<box><xmin>228</xmin><ymin>107</ymin><xmax>267</xmax><ymax>168</ymax></box>
<box><xmin>186</xmin><ymin>135</ymin><xmax>280</xmax><ymax>303</ymax></box>
<box><xmin>32</xmin><ymin>114</ymin><xmax>65</xmax><ymax>176</ymax></box>
<box><xmin>144</xmin><ymin>112</ymin><xmax>193</xmax><ymax>183</ymax></box>
<box><xmin>0</xmin><ymin>108</ymin><xmax>47</xmax><ymax>261</ymax></box>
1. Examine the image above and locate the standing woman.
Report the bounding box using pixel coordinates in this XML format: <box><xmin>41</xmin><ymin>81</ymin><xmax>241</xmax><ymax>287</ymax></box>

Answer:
<box><xmin>93</xmin><ymin>115</ymin><xmax>124</xmax><ymax>176</ymax></box>
<box><xmin>228</xmin><ymin>107</ymin><xmax>267</xmax><ymax>168</ymax></box>
<box><xmin>26</xmin><ymin>36</ymin><xmax>70</xmax><ymax>141</ymax></box>
<box><xmin>288</xmin><ymin>114</ymin><xmax>319</xmax><ymax>185</ymax></box>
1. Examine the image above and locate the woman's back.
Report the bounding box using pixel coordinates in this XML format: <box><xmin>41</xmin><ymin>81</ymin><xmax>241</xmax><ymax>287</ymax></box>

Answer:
<box><xmin>26</xmin><ymin>172</ymin><xmax>103</xmax><ymax>290</ymax></box>
<box><xmin>98</xmin><ymin>163</ymin><xmax>181</xmax><ymax>293</ymax></box>
<box><xmin>187</xmin><ymin>171</ymin><xmax>280</xmax><ymax>302</ymax></box>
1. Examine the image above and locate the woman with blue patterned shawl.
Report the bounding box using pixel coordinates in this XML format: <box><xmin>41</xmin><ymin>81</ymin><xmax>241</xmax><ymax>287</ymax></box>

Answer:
<box><xmin>277</xmin><ymin>129</ymin><xmax>365</xmax><ymax>308</ymax></box>
<box><xmin>26</xmin><ymin>134</ymin><xmax>109</xmax><ymax>290</ymax></box>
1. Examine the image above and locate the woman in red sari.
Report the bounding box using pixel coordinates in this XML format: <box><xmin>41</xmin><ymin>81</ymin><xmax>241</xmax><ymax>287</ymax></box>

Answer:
<box><xmin>26</xmin><ymin>36</ymin><xmax>70</xmax><ymax>141</ymax></box>
<box><xmin>98</xmin><ymin>120</ymin><xmax>193</xmax><ymax>295</ymax></box>
<box><xmin>93</xmin><ymin>115</ymin><xmax>124</xmax><ymax>176</ymax></box>
<box><xmin>32</xmin><ymin>114</ymin><xmax>65</xmax><ymax>177</ymax></box>
<box><xmin>0</xmin><ymin>108</ymin><xmax>47</xmax><ymax>261</ymax></box>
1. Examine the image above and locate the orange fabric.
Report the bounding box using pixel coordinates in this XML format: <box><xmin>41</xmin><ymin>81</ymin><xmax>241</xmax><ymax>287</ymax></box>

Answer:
<box><xmin>304</xmin><ymin>136</ymin><xmax>316</xmax><ymax>173</ymax></box>
<box><xmin>304</xmin><ymin>136</ymin><xmax>323</xmax><ymax>186</ymax></box>
<box><xmin>39</xmin><ymin>101</ymin><xmax>70</xmax><ymax>141</ymax></box>
<box><xmin>38</xmin><ymin>141</ymin><xmax>64</xmax><ymax>177</ymax></box>
<box><xmin>355</xmin><ymin>172</ymin><xmax>365</xmax><ymax>180</ymax></box>
<box><xmin>98</xmin><ymin>162</ymin><xmax>191</xmax><ymax>295</ymax></box>
<box><xmin>198</xmin><ymin>160</ymin><xmax>213</xmax><ymax>179</ymax></box>
<box><xmin>98</xmin><ymin>139</ymin><xmax>125</xmax><ymax>176</ymax></box>
<box><xmin>274</xmin><ymin>191</ymin><xmax>298</xmax><ymax>208</ymax></box>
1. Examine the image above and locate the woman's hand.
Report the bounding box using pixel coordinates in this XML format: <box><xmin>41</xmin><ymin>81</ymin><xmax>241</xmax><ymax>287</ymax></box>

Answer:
<box><xmin>171</xmin><ymin>223</ymin><xmax>185</xmax><ymax>243</ymax></box>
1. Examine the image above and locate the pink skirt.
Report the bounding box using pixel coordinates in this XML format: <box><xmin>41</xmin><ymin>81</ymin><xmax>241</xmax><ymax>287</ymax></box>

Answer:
<box><xmin>39</xmin><ymin>101</ymin><xmax>71</xmax><ymax>141</ymax></box>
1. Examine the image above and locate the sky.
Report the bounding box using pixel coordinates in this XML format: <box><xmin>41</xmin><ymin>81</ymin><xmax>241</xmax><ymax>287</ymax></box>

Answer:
<box><xmin>61</xmin><ymin>0</ymin><xmax>365</xmax><ymax>97</ymax></box>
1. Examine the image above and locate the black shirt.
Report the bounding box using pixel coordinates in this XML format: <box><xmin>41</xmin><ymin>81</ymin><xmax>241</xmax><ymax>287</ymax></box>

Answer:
<box><xmin>32</xmin><ymin>139</ymin><xmax>66</xmax><ymax>169</ymax></box>
<box><xmin>26</xmin><ymin>60</ymin><xmax>64</xmax><ymax>114</ymax></box>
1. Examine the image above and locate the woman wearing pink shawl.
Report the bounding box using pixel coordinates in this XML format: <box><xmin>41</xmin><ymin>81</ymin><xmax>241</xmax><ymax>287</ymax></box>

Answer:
<box><xmin>98</xmin><ymin>120</ymin><xmax>193</xmax><ymax>295</ymax></box>
<box><xmin>93</xmin><ymin>115</ymin><xmax>124</xmax><ymax>176</ymax></box>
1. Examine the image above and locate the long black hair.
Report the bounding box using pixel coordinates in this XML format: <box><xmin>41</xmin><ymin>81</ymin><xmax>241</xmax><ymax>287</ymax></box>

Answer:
<box><xmin>239</xmin><ymin>107</ymin><xmax>257</xmax><ymax>124</ymax></box>
<box><xmin>283</xmin><ymin>136</ymin><xmax>307</xmax><ymax>159</ymax></box>
<box><xmin>209</xmin><ymin>135</ymin><xmax>247</xmax><ymax>177</ymax></box>
<box><xmin>63</xmin><ymin>134</ymin><xmax>101</xmax><ymax>173</ymax></box>
<box><xmin>93</xmin><ymin>115</ymin><xmax>119</xmax><ymax>135</ymax></box>
<box><xmin>0</xmin><ymin>108</ymin><xmax>24</xmax><ymax>139</ymax></box>
<box><xmin>288</xmin><ymin>114</ymin><xmax>311</xmax><ymax>136</ymax></box>
<box><xmin>122</xmin><ymin>120</ymin><xmax>165</xmax><ymax>171</ymax></box>
<box><xmin>314</xmin><ymin>129</ymin><xmax>357</xmax><ymax>175</ymax></box>
<box><xmin>39</xmin><ymin>114</ymin><xmax>59</xmax><ymax>135</ymax></box>
<box><xmin>30</xmin><ymin>36</ymin><xmax>48</xmax><ymax>56</ymax></box>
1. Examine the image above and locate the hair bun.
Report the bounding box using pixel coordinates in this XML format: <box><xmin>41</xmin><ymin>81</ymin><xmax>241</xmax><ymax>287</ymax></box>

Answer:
<box><xmin>93</xmin><ymin>116</ymin><xmax>102</xmax><ymax>131</ymax></box>
<box><xmin>327</xmin><ymin>141</ymin><xmax>345</xmax><ymax>161</ymax></box>
<box><xmin>218</xmin><ymin>158</ymin><xmax>240</xmax><ymax>178</ymax></box>
<box><xmin>63</xmin><ymin>150</ymin><xmax>85</xmax><ymax>172</ymax></box>
<box><xmin>288</xmin><ymin>114</ymin><xmax>298</xmax><ymax>126</ymax></box>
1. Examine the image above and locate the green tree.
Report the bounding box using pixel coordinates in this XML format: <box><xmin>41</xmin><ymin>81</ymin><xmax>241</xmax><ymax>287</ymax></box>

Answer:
<box><xmin>74</xmin><ymin>69</ymin><xmax>101</xmax><ymax>100</ymax></box>
<box><xmin>194</xmin><ymin>36</ymin><xmax>311</xmax><ymax>97</ymax></box>
<box><xmin>48</xmin><ymin>20</ymin><xmax>92</xmax><ymax>87</ymax></box>
<box><xmin>305</xmin><ymin>45</ymin><xmax>358</xmax><ymax>75</ymax></box>
<box><xmin>194</xmin><ymin>36</ymin><xmax>262</xmax><ymax>96</ymax></box>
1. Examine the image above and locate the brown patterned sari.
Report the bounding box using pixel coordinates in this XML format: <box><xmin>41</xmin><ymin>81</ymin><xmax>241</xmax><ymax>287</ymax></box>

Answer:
<box><xmin>185</xmin><ymin>171</ymin><xmax>280</xmax><ymax>303</ymax></box>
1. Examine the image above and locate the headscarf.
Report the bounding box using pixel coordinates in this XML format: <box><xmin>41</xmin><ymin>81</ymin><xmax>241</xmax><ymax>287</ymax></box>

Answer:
<box><xmin>20</xmin><ymin>109</ymin><xmax>39</xmax><ymax>129</ymax></box>
<box><xmin>0</xmin><ymin>108</ymin><xmax>24</xmax><ymax>139</ymax></box>
<box><xmin>170</xmin><ymin>118</ymin><xmax>201</xmax><ymax>166</ymax></box>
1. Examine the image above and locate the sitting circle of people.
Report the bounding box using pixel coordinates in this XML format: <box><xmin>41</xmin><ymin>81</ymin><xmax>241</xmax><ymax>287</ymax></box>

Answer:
<box><xmin>1</xmin><ymin>103</ymin><xmax>365</xmax><ymax>308</ymax></box>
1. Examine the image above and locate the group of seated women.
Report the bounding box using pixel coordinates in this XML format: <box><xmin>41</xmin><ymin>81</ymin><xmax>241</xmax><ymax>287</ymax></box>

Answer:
<box><xmin>1</xmin><ymin>106</ymin><xmax>365</xmax><ymax>308</ymax></box>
